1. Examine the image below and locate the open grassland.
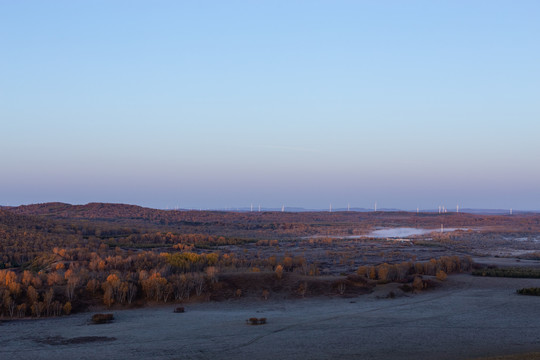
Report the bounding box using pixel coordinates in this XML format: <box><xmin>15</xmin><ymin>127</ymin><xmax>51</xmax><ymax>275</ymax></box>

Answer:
<box><xmin>1</xmin><ymin>274</ymin><xmax>540</xmax><ymax>360</ymax></box>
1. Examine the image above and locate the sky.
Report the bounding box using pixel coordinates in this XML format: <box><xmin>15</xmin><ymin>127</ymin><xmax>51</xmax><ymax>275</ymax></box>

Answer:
<box><xmin>1</xmin><ymin>1</ymin><xmax>539</xmax><ymax>210</ymax></box>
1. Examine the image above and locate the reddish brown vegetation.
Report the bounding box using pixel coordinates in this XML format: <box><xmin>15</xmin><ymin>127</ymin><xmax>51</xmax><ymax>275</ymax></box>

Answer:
<box><xmin>247</xmin><ymin>317</ymin><xmax>266</xmax><ymax>325</ymax></box>
<box><xmin>91</xmin><ymin>313</ymin><xmax>114</xmax><ymax>324</ymax></box>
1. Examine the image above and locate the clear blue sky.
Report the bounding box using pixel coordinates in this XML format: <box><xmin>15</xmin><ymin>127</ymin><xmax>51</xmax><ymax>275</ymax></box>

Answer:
<box><xmin>1</xmin><ymin>1</ymin><xmax>539</xmax><ymax>210</ymax></box>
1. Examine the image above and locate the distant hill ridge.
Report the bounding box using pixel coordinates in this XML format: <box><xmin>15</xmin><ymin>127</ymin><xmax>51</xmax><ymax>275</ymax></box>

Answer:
<box><xmin>9</xmin><ymin>202</ymin><xmax>156</xmax><ymax>220</ymax></box>
<box><xmin>4</xmin><ymin>202</ymin><xmax>540</xmax><ymax>241</ymax></box>
<box><xmin>4</xmin><ymin>201</ymin><xmax>536</xmax><ymax>225</ymax></box>
<box><xmin>6</xmin><ymin>202</ymin><xmax>536</xmax><ymax>216</ymax></box>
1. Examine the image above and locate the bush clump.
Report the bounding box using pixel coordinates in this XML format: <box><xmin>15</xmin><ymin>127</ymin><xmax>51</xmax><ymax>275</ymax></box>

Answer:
<box><xmin>517</xmin><ymin>287</ymin><xmax>540</xmax><ymax>296</ymax></box>
<box><xmin>91</xmin><ymin>313</ymin><xmax>114</xmax><ymax>324</ymax></box>
<box><xmin>247</xmin><ymin>317</ymin><xmax>267</xmax><ymax>325</ymax></box>
<box><xmin>472</xmin><ymin>267</ymin><xmax>540</xmax><ymax>279</ymax></box>
<box><xmin>436</xmin><ymin>270</ymin><xmax>447</xmax><ymax>281</ymax></box>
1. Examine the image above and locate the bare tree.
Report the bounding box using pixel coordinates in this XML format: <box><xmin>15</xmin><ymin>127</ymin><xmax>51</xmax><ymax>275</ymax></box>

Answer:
<box><xmin>66</xmin><ymin>275</ymin><xmax>80</xmax><ymax>301</ymax></box>
<box><xmin>193</xmin><ymin>273</ymin><xmax>205</xmax><ymax>296</ymax></box>
<box><xmin>127</xmin><ymin>282</ymin><xmax>137</xmax><ymax>304</ymax></box>
<box><xmin>337</xmin><ymin>282</ymin><xmax>346</xmax><ymax>295</ymax></box>
<box><xmin>44</xmin><ymin>288</ymin><xmax>54</xmax><ymax>316</ymax></box>
<box><xmin>3</xmin><ymin>295</ymin><xmax>16</xmax><ymax>318</ymax></box>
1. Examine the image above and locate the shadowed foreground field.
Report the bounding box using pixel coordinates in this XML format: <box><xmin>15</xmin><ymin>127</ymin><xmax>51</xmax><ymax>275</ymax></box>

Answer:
<box><xmin>1</xmin><ymin>274</ymin><xmax>540</xmax><ymax>360</ymax></box>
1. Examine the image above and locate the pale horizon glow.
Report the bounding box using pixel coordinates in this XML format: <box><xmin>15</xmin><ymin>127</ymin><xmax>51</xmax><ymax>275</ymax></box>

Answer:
<box><xmin>1</xmin><ymin>1</ymin><xmax>539</xmax><ymax>210</ymax></box>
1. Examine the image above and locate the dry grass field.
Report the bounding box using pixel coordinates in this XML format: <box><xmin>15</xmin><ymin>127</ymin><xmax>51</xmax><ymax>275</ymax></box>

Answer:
<box><xmin>2</xmin><ymin>273</ymin><xmax>540</xmax><ymax>360</ymax></box>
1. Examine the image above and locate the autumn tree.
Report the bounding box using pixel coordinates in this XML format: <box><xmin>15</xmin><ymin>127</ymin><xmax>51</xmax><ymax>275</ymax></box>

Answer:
<box><xmin>63</xmin><ymin>301</ymin><xmax>72</xmax><ymax>315</ymax></box>
<box><xmin>275</xmin><ymin>264</ymin><xmax>284</xmax><ymax>279</ymax></box>
<box><xmin>103</xmin><ymin>286</ymin><xmax>114</xmax><ymax>308</ymax></box>
<box><xmin>412</xmin><ymin>276</ymin><xmax>424</xmax><ymax>291</ymax></box>
<box><xmin>436</xmin><ymin>270</ymin><xmax>447</xmax><ymax>281</ymax></box>
<box><xmin>283</xmin><ymin>257</ymin><xmax>293</xmax><ymax>271</ymax></box>
<box><xmin>27</xmin><ymin>286</ymin><xmax>39</xmax><ymax>307</ymax></box>
<box><xmin>377</xmin><ymin>263</ymin><xmax>390</xmax><ymax>282</ymax></box>
<box><xmin>297</xmin><ymin>282</ymin><xmax>307</xmax><ymax>298</ymax></box>
<box><xmin>357</xmin><ymin>265</ymin><xmax>368</xmax><ymax>277</ymax></box>
<box><xmin>44</xmin><ymin>288</ymin><xmax>54</xmax><ymax>316</ymax></box>
<box><xmin>16</xmin><ymin>303</ymin><xmax>26</xmax><ymax>318</ymax></box>
<box><xmin>206</xmin><ymin>266</ymin><xmax>218</xmax><ymax>284</ymax></box>
<box><xmin>86</xmin><ymin>279</ymin><xmax>100</xmax><ymax>296</ymax></box>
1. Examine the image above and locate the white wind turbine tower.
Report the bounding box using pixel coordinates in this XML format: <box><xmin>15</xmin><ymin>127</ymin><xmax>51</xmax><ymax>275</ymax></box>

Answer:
<box><xmin>250</xmin><ymin>204</ymin><xmax>253</xmax><ymax>212</ymax></box>
<box><xmin>374</xmin><ymin>202</ymin><xmax>377</xmax><ymax>212</ymax></box>
<box><xmin>456</xmin><ymin>204</ymin><xmax>459</xmax><ymax>213</ymax></box>
<box><xmin>282</xmin><ymin>205</ymin><xmax>285</xmax><ymax>212</ymax></box>
<box><xmin>348</xmin><ymin>203</ymin><xmax>350</xmax><ymax>212</ymax></box>
<box><xmin>258</xmin><ymin>204</ymin><xmax>261</xmax><ymax>212</ymax></box>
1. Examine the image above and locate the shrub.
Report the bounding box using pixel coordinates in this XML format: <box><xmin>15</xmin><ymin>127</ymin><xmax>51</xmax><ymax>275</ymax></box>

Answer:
<box><xmin>472</xmin><ymin>267</ymin><xmax>540</xmax><ymax>279</ymax></box>
<box><xmin>297</xmin><ymin>282</ymin><xmax>307</xmax><ymax>297</ymax></box>
<box><xmin>412</xmin><ymin>276</ymin><xmax>424</xmax><ymax>291</ymax></box>
<box><xmin>517</xmin><ymin>287</ymin><xmax>540</xmax><ymax>296</ymax></box>
<box><xmin>399</xmin><ymin>284</ymin><xmax>413</xmax><ymax>293</ymax></box>
<box><xmin>247</xmin><ymin>317</ymin><xmax>266</xmax><ymax>325</ymax></box>
<box><xmin>436</xmin><ymin>270</ymin><xmax>447</xmax><ymax>281</ymax></box>
<box><xmin>91</xmin><ymin>313</ymin><xmax>114</xmax><ymax>324</ymax></box>
<box><xmin>63</xmin><ymin>302</ymin><xmax>72</xmax><ymax>315</ymax></box>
